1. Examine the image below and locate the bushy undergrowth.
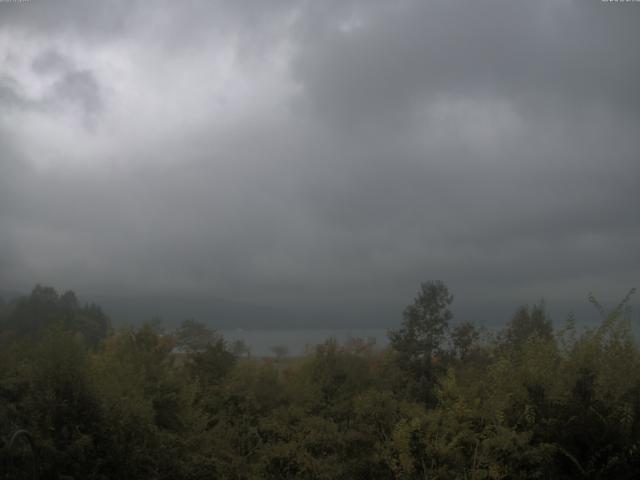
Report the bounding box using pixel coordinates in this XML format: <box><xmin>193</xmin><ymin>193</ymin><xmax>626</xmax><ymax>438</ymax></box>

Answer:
<box><xmin>0</xmin><ymin>285</ymin><xmax>638</xmax><ymax>479</ymax></box>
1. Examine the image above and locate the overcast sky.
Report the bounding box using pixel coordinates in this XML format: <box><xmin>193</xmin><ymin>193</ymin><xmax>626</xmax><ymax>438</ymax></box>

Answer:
<box><xmin>0</xmin><ymin>0</ymin><xmax>638</xmax><ymax>326</ymax></box>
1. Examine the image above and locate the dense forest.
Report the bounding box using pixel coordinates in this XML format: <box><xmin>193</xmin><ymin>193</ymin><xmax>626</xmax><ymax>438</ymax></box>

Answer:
<box><xmin>1</xmin><ymin>283</ymin><xmax>639</xmax><ymax>479</ymax></box>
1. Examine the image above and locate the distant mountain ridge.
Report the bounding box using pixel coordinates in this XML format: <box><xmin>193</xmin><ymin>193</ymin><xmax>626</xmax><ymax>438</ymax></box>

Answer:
<box><xmin>0</xmin><ymin>289</ymin><xmax>23</xmax><ymax>302</ymax></box>
<box><xmin>1</xmin><ymin>287</ymin><xmax>398</xmax><ymax>330</ymax></box>
<box><xmin>91</xmin><ymin>294</ymin><xmax>301</xmax><ymax>330</ymax></box>
<box><xmin>1</xmin><ymin>286</ymin><xmax>629</xmax><ymax>332</ymax></box>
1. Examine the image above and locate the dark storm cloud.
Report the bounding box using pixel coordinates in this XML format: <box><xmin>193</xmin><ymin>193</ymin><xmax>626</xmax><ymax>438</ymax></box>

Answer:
<box><xmin>0</xmin><ymin>48</ymin><xmax>102</xmax><ymax>124</ymax></box>
<box><xmin>52</xmin><ymin>69</ymin><xmax>102</xmax><ymax>117</ymax></box>
<box><xmin>31</xmin><ymin>49</ymin><xmax>72</xmax><ymax>74</ymax></box>
<box><xmin>288</xmin><ymin>0</ymin><xmax>640</xmax><ymax>288</ymax></box>
<box><xmin>292</xmin><ymin>0</ymin><xmax>640</xmax><ymax>126</ymax></box>
<box><xmin>0</xmin><ymin>0</ymin><xmax>638</xmax><ymax>326</ymax></box>
<box><xmin>0</xmin><ymin>0</ymin><xmax>135</xmax><ymax>39</ymax></box>
<box><xmin>0</xmin><ymin>77</ymin><xmax>26</xmax><ymax>109</ymax></box>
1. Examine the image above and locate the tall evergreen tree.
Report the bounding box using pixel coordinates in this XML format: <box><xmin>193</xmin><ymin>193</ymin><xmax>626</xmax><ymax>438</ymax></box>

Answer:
<box><xmin>389</xmin><ymin>280</ymin><xmax>453</xmax><ymax>404</ymax></box>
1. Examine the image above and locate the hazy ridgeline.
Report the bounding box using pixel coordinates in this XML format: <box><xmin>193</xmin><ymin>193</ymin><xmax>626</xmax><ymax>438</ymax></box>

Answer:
<box><xmin>0</xmin><ymin>283</ymin><xmax>639</xmax><ymax>479</ymax></box>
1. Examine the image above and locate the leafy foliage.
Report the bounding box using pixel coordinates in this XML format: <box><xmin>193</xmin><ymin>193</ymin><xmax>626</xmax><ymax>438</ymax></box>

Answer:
<box><xmin>501</xmin><ymin>301</ymin><xmax>553</xmax><ymax>352</ymax></box>
<box><xmin>389</xmin><ymin>280</ymin><xmax>454</xmax><ymax>404</ymax></box>
<box><xmin>0</xmin><ymin>285</ymin><xmax>110</xmax><ymax>347</ymax></box>
<box><xmin>0</xmin><ymin>283</ymin><xmax>639</xmax><ymax>479</ymax></box>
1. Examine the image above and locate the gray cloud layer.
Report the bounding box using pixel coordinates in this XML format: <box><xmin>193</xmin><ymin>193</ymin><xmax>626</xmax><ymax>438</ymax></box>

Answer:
<box><xmin>1</xmin><ymin>0</ymin><xmax>638</xmax><ymax>326</ymax></box>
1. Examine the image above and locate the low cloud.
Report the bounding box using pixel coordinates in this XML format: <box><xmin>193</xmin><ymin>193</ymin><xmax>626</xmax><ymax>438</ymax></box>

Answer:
<box><xmin>0</xmin><ymin>0</ymin><xmax>638</xmax><ymax>326</ymax></box>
